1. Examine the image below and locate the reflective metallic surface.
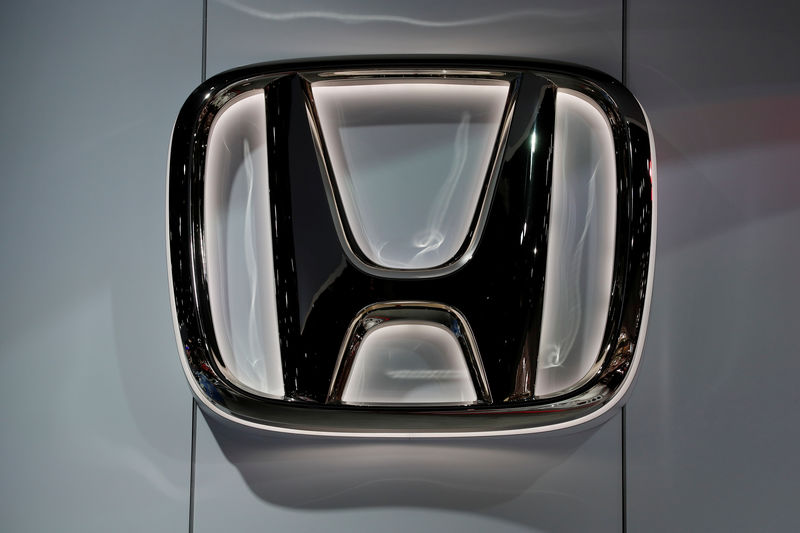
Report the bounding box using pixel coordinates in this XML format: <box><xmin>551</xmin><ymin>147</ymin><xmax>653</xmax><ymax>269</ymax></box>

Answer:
<box><xmin>535</xmin><ymin>89</ymin><xmax>618</xmax><ymax>398</ymax></box>
<box><xmin>328</xmin><ymin>302</ymin><xmax>491</xmax><ymax>406</ymax></box>
<box><xmin>310</xmin><ymin>77</ymin><xmax>512</xmax><ymax>272</ymax></box>
<box><xmin>204</xmin><ymin>91</ymin><xmax>284</xmax><ymax>398</ymax></box>
<box><xmin>7</xmin><ymin>1</ymin><xmax>796</xmax><ymax>531</ymax></box>
<box><xmin>168</xmin><ymin>58</ymin><xmax>655</xmax><ymax>435</ymax></box>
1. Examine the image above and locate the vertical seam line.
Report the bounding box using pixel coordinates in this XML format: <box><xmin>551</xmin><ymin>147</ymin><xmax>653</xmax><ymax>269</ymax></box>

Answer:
<box><xmin>622</xmin><ymin>0</ymin><xmax>628</xmax><ymax>85</ymax></box>
<box><xmin>622</xmin><ymin>405</ymin><xmax>628</xmax><ymax>533</ymax></box>
<box><xmin>189</xmin><ymin>400</ymin><xmax>197</xmax><ymax>533</ymax></box>
<box><xmin>201</xmin><ymin>0</ymin><xmax>208</xmax><ymax>82</ymax></box>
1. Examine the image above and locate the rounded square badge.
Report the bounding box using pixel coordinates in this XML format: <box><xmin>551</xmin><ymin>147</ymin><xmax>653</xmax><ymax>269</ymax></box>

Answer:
<box><xmin>168</xmin><ymin>58</ymin><xmax>656</xmax><ymax>436</ymax></box>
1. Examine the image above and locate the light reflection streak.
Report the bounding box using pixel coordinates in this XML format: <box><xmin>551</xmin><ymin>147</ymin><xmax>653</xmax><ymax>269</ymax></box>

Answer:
<box><xmin>409</xmin><ymin>112</ymin><xmax>471</xmax><ymax>264</ymax></box>
<box><xmin>242</xmin><ymin>137</ymin><xmax>263</xmax><ymax>385</ymax></box>
<box><xmin>216</xmin><ymin>0</ymin><xmax>605</xmax><ymax>28</ymax></box>
<box><xmin>536</xmin><ymin>90</ymin><xmax>616</xmax><ymax>396</ymax></box>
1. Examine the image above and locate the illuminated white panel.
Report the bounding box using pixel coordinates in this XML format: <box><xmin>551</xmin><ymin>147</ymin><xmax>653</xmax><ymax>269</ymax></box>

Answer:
<box><xmin>312</xmin><ymin>80</ymin><xmax>509</xmax><ymax>270</ymax></box>
<box><xmin>341</xmin><ymin>322</ymin><xmax>477</xmax><ymax>405</ymax></box>
<box><xmin>535</xmin><ymin>89</ymin><xmax>617</xmax><ymax>398</ymax></box>
<box><xmin>204</xmin><ymin>91</ymin><xmax>284</xmax><ymax>398</ymax></box>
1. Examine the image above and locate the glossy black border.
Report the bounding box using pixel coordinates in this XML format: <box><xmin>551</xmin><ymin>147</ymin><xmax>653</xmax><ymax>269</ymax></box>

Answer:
<box><xmin>167</xmin><ymin>57</ymin><xmax>654</xmax><ymax>435</ymax></box>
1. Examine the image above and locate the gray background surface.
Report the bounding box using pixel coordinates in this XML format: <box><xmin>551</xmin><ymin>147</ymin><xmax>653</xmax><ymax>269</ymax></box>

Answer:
<box><xmin>626</xmin><ymin>2</ymin><xmax>800</xmax><ymax>531</ymax></box>
<box><xmin>0</xmin><ymin>1</ymin><xmax>200</xmax><ymax>530</ymax></box>
<box><xmin>1</xmin><ymin>1</ymin><xmax>798</xmax><ymax>531</ymax></box>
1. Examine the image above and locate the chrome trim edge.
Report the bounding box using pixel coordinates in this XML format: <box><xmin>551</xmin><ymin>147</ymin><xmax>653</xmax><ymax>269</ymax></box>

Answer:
<box><xmin>302</xmin><ymin>73</ymin><xmax>520</xmax><ymax>279</ymax></box>
<box><xmin>167</xmin><ymin>58</ymin><xmax>656</xmax><ymax>436</ymax></box>
<box><xmin>326</xmin><ymin>301</ymin><xmax>493</xmax><ymax>406</ymax></box>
